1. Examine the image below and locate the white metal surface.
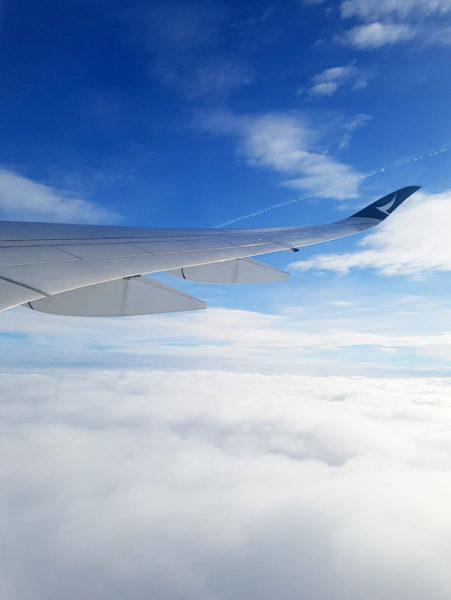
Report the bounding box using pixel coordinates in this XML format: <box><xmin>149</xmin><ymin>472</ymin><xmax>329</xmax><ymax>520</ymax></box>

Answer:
<box><xmin>167</xmin><ymin>257</ymin><xmax>289</xmax><ymax>284</ymax></box>
<box><xmin>0</xmin><ymin>186</ymin><xmax>420</xmax><ymax>315</ymax></box>
<box><xmin>0</xmin><ymin>220</ymin><xmax>369</xmax><ymax>312</ymax></box>
<box><xmin>26</xmin><ymin>276</ymin><xmax>206</xmax><ymax>317</ymax></box>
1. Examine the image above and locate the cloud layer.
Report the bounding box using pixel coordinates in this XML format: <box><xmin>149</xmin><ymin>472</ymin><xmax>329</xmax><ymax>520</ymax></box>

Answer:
<box><xmin>1</xmin><ymin>369</ymin><xmax>451</xmax><ymax>600</ymax></box>
<box><xmin>3</xmin><ymin>295</ymin><xmax>451</xmax><ymax>375</ymax></box>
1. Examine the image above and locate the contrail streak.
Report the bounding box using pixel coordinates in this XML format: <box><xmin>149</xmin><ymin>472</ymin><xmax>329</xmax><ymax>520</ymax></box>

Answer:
<box><xmin>214</xmin><ymin>143</ymin><xmax>450</xmax><ymax>228</ymax></box>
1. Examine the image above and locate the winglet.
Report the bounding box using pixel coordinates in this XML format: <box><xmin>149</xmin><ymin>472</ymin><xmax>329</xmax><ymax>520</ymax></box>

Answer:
<box><xmin>350</xmin><ymin>186</ymin><xmax>421</xmax><ymax>221</ymax></box>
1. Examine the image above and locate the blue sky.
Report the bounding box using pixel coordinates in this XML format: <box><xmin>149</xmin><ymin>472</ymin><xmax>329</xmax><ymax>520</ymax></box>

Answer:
<box><xmin>3</xmin><ymin>4</ymin><xmax>451</xmax><ymax>599</ymax></box>
<box><xmin>1</xmin><ymin>0</ymin><xmax>451</xmax><ymax>372</ymax></box>
<box><xmin>1</xmin><ymin>0</ymin><xmax>450</xmax><ymax>228</ymax></box>
<box><xmin>0</xmin><ymin>0</ymin><xmax>451</xmax><ymax>373</ymax></box>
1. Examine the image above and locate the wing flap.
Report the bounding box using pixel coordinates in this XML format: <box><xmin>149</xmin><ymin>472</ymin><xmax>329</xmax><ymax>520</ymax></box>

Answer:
<box><xmin>0</xmin><ymin>278</ymin><xmax>44</xmax><ymax>311</ymax></box>
<box><xmin>166</xmin><ymin>257</ymin><xmax>289</xmax><ymax>284</ymax></box>
<box><xmin>25</xmin><ymin>276</ymin><xmax>206</xmax><ymax>317</ymax></box>
<box><xmin>0</xmin><ymin>243</ymin><xmax>281</xmax><ymax>301</ymax></box>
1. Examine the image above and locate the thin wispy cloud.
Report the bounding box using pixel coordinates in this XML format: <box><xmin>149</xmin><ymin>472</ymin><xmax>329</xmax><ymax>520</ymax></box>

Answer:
<box><xmin>307</xmin><ymin>64</ymin><xmax>368</xmax><ymax>96</ymax></box>
<box><xmin>3</xmin><ymin>298</ymin><xmax>451</xmax><ymax>374</ymax></box>
<box><xmin>0</xmin><ymin>169</ymin><xmax>117</xmax><ymax>223</ymax></box>
<box><xmin>338</xmin><ymin>0</ymin><xmax>451</xmax><ymax>47</ymax></box>
<box><xmin>339</xmin><ymin>113</ymin><xmax>372</xmax><ymax>149</ymax></box>
<box><xmin>341</xmin><ymin>22</ymin><xmax>415</xmax><ymax>48</ymax></box>
<box><xmin>426</xmin><ymin>24</ymin><xmax>451</xmax><ymax>46</ymax></box>
<box><xmin>199</xmin><ymin>111</ymin><xmax>362</xmax><ymax>199</ymax></box>
<box><xmin>143</xmin><ymin>2</ymin><xmax>252</xmax><ymax>101</ymax></box>
<box><xmin>340</xmin><ymin>0</ymin><xmax>451</xmax><ymax>19</ymax></box>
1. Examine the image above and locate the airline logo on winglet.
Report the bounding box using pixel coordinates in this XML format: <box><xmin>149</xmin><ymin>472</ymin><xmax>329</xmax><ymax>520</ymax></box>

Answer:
<box><xmin>376</xmin><ymin>193</ymin><xmax>397</xmax><ymax>215</ymax></box>
<box><xmin>349</xmin><ymin>186</ymin><xmax>420</xmax><ymax>221</ymax></box>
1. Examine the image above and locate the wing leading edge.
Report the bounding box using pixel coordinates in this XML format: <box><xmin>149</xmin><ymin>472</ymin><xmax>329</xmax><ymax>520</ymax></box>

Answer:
<box><xmin>0</xmin><ymin>186</ymin><xmax>420</xmax><ymax>315</ymax></box>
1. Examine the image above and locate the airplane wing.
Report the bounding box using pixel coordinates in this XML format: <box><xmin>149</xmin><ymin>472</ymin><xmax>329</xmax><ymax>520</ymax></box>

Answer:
<box><xmin>0</xmin><ymin>186</ymin><xmax>420</xmax><ymax>316</ymax></box>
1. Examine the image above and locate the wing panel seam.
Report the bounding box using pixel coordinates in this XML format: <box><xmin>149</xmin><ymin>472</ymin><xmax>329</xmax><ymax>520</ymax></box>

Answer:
<box><xmin>0</xmin><ymin>275</ymin><xmax>49</xmax><ymax>297</ymax></box>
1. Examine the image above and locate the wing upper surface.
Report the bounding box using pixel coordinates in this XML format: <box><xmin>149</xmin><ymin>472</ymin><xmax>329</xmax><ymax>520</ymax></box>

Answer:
<box><xmin>0</xmin><ymin>186</ymin><xmax>420</xmax><ymax>312</ymax></box>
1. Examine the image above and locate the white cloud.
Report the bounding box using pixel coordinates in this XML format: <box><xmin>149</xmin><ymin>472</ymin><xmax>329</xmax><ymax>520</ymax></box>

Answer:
<box><xmin>0</xmin><ymin>169</ymin><xmax>117</xmax><ymax>223</ymax></box>
<box><xmin>309</xmin><ymin>64</ymin><xmax>368</xmax><ymax>96</ymax></box>
<box><xmin>341</xmin><ymin>0</ymin><xmax>451</xmax><ymax>20</ymax></box>
<box><xmin>341</xmin><ymin>22</ymin><xmax>415</xmax><ymax>48</ymax></box>
<box><xmin>289</xmin><ymin>189</ymin><xmax>451</xmax><ymax>276</ymax></box>
<box><xmin>3</xmin><ymin>297</ymin><xmax>451</xmax><ymax>374</ymax></box>
<box><xmin>1</xmin><ymin>369</ymin><xmax>451</xmax><ymax>599</ymax></box>
<box><xmin>200</xmin><ymin>111</ymin><xmax>363</xmax><ymax>199</ymax></box>
<box><xmin>339</xmin><ymin>113</ymin><xmax>372</xmax><ymax>149</ymax></box>
<box><xmin>311</xmin><ymin>81</ymin><xmax>339</xmax><ymax>95</ymax></box>
<box><xmin>339</xmin><ymin>0</ymin><xmax>451</xmax><ymax>48</ymax></box>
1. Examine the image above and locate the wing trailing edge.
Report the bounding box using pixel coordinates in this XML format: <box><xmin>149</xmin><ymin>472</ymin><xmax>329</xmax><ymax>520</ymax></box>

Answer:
<box><xmin>25</xmin><ymin>276</ymin><xmax>206</xmax><ymax>317</ymax></box>
<box><xmin>166</xmin><ymin>257</ymin><xmax>289</xmax><ymax>284</ymax></box>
